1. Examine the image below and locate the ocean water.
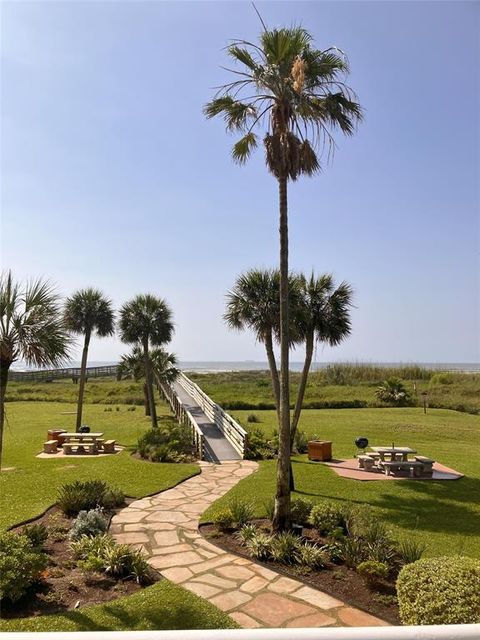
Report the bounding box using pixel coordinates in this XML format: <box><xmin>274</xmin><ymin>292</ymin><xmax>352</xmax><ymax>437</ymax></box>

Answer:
<box><xmin>14</xmin><ymin>360</ymin><xmax>479</xmax><ymax>373</ymax></box>
<box><xmin>11</xmin><ymin>360</ymin><xmax>480</xmax><ymax>373</ymax></box>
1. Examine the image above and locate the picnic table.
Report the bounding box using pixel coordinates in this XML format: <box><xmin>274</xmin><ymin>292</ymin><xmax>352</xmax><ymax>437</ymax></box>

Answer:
<box><xmin>370</xmin><ymin>446</ymin><xmax>417</xmax><ymax>462</ymax></box>
<box><xmin>62</xmin><ymin>432</ymin><xmax>104</xmax><ymax>455</ymax></box>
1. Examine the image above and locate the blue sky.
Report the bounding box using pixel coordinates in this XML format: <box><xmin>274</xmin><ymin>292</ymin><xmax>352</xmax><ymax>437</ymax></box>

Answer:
<box><xmin>1</xmin><ymin>1</ymin><xmax>479</xmax><ymax>364</ymax></box>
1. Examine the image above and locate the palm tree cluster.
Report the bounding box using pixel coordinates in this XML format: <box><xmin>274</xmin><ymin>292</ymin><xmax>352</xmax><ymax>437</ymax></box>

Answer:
<box><xmin>0</xmin><ymin>271</ymin><xmax>177</xmax><ymax>468</ymax></box>
<box><xmin>226</xmin><ymin>268</ymin><xmax>353</xmax><ymax>488</ymax></box>
<box><xmin>206</xmin><ymin>24</ymin><xmax>362</xmax><ymax>529</ymax></box>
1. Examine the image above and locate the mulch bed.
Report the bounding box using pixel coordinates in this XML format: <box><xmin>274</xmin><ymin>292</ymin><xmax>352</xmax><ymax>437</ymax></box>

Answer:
<box><xmin>199</xmin><ymin>519</ymin><xmax>399</xmax><ymax>625</ymax></box>
<box><xmin>4</xmin><ymin>505</ymin><xmax>158</xmax><ymax>619</ymax></box>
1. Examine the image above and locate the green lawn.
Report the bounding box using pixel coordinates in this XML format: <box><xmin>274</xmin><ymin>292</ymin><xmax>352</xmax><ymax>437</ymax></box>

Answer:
<box><xmin>203</xmin><ymin>407</ymin><xmax>480</xmax><ymax>558</ymax></box>
<box><xmin>0</xmin><ymin>401</ymin><xmax>199</xmax><ymax>529</ymax></box>
<box><xmin>0</xmin><ymin>581</ymin><xmax>238</xmax><ymax>631</ymax></box>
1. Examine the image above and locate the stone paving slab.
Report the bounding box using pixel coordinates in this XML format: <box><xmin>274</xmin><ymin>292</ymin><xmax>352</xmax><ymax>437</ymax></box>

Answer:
<box><xmin>110</xmin><ymin>460</ymin><xmax>389</xmax><ymax>629</ymax></box>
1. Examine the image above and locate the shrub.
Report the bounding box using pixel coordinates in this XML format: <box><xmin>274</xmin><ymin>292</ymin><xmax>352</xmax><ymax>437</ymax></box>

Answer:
<box><xmin>375</xmin><ymin>378</ymin><xmax>412</xmax><ymax>407</ymax></box>
<box><xmin>295</xmin><ymin>543</ymin><xmax>329</xmax><ymax>570</ymax></box>
<box><xmin>430</xmin><ymin>372</ymin><xmax>454</xmax><ymax>385</ymax></box>
<box><xmin>337</xmin><ymin>536</ymin><xmax>367</xmax><ymax>568</ymax></box>
<box><xmin>212</xmin><ymin>508</ymin><xmax>234</xmax><ymax>531</ymax></box>
<box><xmin>22</xmin><ymin>523</ymin><xmax>48</xmax><ymax>549</ymax></box>
<box><xmin>70</xmin><ymin>533</ymin><xmax>115</xmax><ymax>560</ymax></box>
<box><xmin>357</xmin><ymin>560</ymin><xmax>389</xmax><ymax>586</ymax></box>
<box><xmin>229</xmin><ymin>498</ymin><xmax>254</xmax><ymax>527</ymax></box>
<box><xmin>245</xmin><ymin>426</ymin><xmax>277</xmax><ymax>460</ymax></box>
<box><xmin>308</xmin><ymin>502</ymin><xmax>346</xmax><ymax>536</ymax></box>
<box><xmin>320</xmin><ymin>542</ymin><xmax>343</xmax><ymax>564</ymax></box>
<box><xmin>72</xmin><ymin>534</ymin><xmax>152</xmax><ymax>584</ymax></box>
<box><xmin>137</xmin><ymin>425</ymin><xmax>194</xmax><ymax>462</ymax></box>
<box><xmin>291</xmin><ymin>498</ymin><xmax>313</xmax><ymax>526</ymax></box>
<box><xmin>293</xmin><ymin>430</ymin><xmax>308</xmax><ymax>454</ymax></box>
<box><xmin>397</xmin><ymin>556</ymin><xmax>480</xmax><ymax>624</ymax></box>
<box><xmin>58</xmin><ymin>480</ymin><xmax>124</xmax><ymax>515</ymax></box>
<box><xmin>397</xmin><ymin>538</ymin><xmax>426</xmax><ymax>565</ymax></box>
<box><xmin>0</xmin><ymin>532</ymin><xmax>48</xmax><ymax>602</ymax></box>
<box><xmin>68</xmin><ymin>508</ymin><xmax>108</xmax><ymax>541</ymax></box>
<box><xmin>234</xmin><ymin>524</ymin><xmax>258</xmax><ymax>546</ymax></box>
<box><xmin>270</xmin><ymin>532</ymin><xmax>301</xmax><ymax>564</ymax></box>
<box><xmin>101</xmin><ymin>486</ymin><xmax>125</xmax><ymax>509</ymax></box>
<box><xmin>247</xmin><ymin>413</ymin><xmax>260</xmax><ymax>423</ymax></box>
<box><xmin>246</xmin><ymin>532</ymin><xmax>272</xmax><ymax>560</ymax></box>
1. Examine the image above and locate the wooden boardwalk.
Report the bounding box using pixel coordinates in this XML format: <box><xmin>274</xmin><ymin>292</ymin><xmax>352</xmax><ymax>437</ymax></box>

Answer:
<box><xmin>160</xmin><ymin>373</ymin><xmax>247</xmax><ymax>463</ymax></box>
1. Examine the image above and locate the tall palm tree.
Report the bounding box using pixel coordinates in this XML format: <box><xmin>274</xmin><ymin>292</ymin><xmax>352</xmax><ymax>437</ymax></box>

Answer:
<box><xmin>224</xmin><ymin>268</ymin><xmax>301</xmax><ymax>424</ymax></box>
<box><xmin>205</xmin><ymin>27</ymin><xmax>362</xmax><ymax>529</ymax></box>
<box><xmin>119</xmin><ymin>295</ymin><xmax>174</xmax><ymax>429</ymax></box>
<box><xmin>118</xmin><ymin>345</ymin><xmax>179</xmax><ymax>416</ymax></box>
<box><xmin>64</xmin><ymin>289</ymin><xmax>115</xmax><ymax>432</ymax></box>
<box><xmin>0</xmin><ymin>272</ymin><xmax>70</xmax><ymax>468</ymax></box>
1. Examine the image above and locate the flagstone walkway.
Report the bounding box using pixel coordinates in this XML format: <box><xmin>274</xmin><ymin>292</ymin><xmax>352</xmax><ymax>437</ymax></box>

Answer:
<box><xmin>110</xmin><ymin>460</ymin><xmax>388</xmax><ymax>629</ymax></box>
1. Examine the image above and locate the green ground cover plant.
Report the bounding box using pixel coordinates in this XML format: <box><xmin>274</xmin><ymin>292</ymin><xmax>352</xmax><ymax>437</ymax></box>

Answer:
<box><xmin>0</xmin><ymin>580</ymin><xmax>238</xmax><ymax>631</ymax></box>
<box><xmin>0</xmin><ymin>401</ymin><xmax>199</xmax><ymax>530</ymax></box>
<box><xmin>202</xmin><ymin>407</ymin><xmax>480</xmax><ymax>558</ymax></box>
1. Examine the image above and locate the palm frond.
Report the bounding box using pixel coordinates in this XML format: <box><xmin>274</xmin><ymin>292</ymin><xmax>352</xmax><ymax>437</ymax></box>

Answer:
<box><xmin>232</xmin><ymin>132</ymin><xmax>258</xmax><ymax>164</ymax></box>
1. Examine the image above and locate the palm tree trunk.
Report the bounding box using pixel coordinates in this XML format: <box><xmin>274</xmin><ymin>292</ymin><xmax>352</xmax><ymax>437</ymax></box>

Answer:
<box><xmin>143</xmin><ymin>341</ymin><xmax>157</xmax><ymax>428</ymax></box>
<box><xmin>143</xmin><ymin>383</ymin><xmax>151</xmax><ymax>416</ymax></box>
<box><xmin>75</xmin><ymin>331</ymin><xmax>90</xmax><ymax>432</ymax></box>
<box><xmin>273</xmin><ymin>174</ymin><xmax>291</xmax><ymax>532</ymax></box>
<box><xmin>288</xmin><ymin>332</ymin><xmax>314</xmax><ymax>493</ymax></box>
<box><xmin>0</xmin><ymin>360</ymin><xmax>11</xmax><ymax>471</ymax></box>
<box><xmin>264</xmin><ymin>331</ymin><xmax>281</xmax><ymax>425</ymax></box>
<box><xmin>291</xmin><ymin>331</ymin><xmax>314</xmax><ymax>446</ymax></box>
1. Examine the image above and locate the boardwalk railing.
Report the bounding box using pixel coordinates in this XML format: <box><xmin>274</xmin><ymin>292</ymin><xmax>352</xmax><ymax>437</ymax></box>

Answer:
<box><xmin>175</xmin><ymin>372</ymin><xmax>248</xmax><ymax>458</ymax></box>
<box><xmin>10</xmin><ymin>365</ymin><xmax>119</xmax><ymax>382</ymax></box>
<box><xmin>157</xmin><ymin>376</ymin><xmax>205</xmax><ymax>460</ymax></box>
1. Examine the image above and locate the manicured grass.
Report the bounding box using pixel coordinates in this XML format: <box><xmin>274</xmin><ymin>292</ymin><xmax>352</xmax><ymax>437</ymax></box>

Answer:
<box><xmin>203</xmin><ymin>408</ymin><xmax>480</xmax><ymax>558</ymax></box>
<box><xmin>0</xmin><ymin>401</ymin><xmax>199</xmax><ymax>529</ymax></box>
<box><xmin>0</xmin><ymin>581</ymin><xmax>238</xmax><ymax>631</ymax></box>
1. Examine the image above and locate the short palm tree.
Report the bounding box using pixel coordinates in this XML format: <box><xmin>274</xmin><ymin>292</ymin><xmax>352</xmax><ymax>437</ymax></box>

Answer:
<box><xmin>205</xmin><ymin>26</ymin><xmax>362</xmax><ymax>530</ymax></box>
<box><xmin>119</xmin><ymin>295</ymin><xmax>174</xmax><ymax>429</ymax></box>
<box><xmin>118</xmin><ymin>345</ymin><xmax>179</xmax><ymax>416</ymax></box>
<box><xmin>64</xmin><ymin>288</ymin><xmax>115</xmax><ymax>432</ymax></box>
<box><xmin>225</xmin><ymin>268</ymin><xmax>301</xmax><ymax>424</ymax></box>
<box><xmin>291</xmin><ymin>274</ymin><xmax>353</xmax><ymax>443</ymax></box>
<box><xmin>0</xmin><ymin>272</ymin><xmax>70</xmax><ymax>468</ymax></box>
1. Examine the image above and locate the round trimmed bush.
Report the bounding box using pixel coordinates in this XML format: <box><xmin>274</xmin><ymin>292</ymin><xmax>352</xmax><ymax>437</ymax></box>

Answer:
<box><xmin>0</xmin><ymin>532</ymin><xmax>48</xmax><ymax>602</ymax></box>
<box><xmin>397</xmin><ymin>556</ymin><xmax>480</xmax><ymax>624</ymax></box>
<box><xmin>308</xmin><ymin>502</ymin><xmax>346</xmax><ymax>536</ymax></box>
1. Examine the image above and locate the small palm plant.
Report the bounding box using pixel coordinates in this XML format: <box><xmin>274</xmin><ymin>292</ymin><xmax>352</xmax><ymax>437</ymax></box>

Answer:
<box><xmin>375</xmin><ymin>378</ymin><xmax>411</xmax><ymax>407</ymax></box>
<box><xmin>205</xmin><ymin>25</ymin><xmax>362</xmax><ymax>530</ymax></box>
<box><xmin>0</xmin><ymin>272</ymin><xmax>70</xmax><ymax>468</ymax></box>
<box><xmin>64</xmin><ymin>289</ymin><xmax>115</xmax><ymax>432</ymax></box>
<box><xmin>118</xmin><ymin>345</ymin><xmax>179</xmax><ymax>416</ymax></box>
<box><xmin>119</xmin><ymin>295</ymin><xmax>174</xmax><ymax>428</ymax></box>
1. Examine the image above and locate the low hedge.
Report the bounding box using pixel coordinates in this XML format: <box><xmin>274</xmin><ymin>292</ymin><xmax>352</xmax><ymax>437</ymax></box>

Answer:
<box><xmin>397</xmin><ymin>556</ymin><xmax>480</xmax><ymax>624</ymax></box>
